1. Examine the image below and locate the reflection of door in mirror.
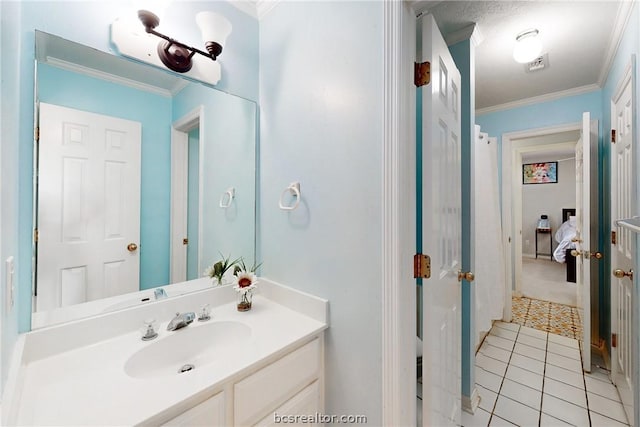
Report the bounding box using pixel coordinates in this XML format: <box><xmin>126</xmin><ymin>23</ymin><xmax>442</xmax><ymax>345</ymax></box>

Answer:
<box><xmin>36</xmin><ymin>103</ymin><xmax>142</xmax><ymax>311</ymax></box>
<box><xmin>170</xmin><ymin>108</ymin><xmax>202</xmax><ymax>283</ymax></box>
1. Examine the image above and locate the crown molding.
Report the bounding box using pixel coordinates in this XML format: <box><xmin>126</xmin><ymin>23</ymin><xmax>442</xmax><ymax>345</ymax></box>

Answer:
<box><xmin>256</xmin><ymin>0</ymin><xmax>280</xmax><ymax>20</ymax></box>
<box><xmin>597</xmin><ymin>0</ymin><xmax>635</xmax><ymax>86</ymax></box>
<box><xmin>43</xmin><ymin>57</ymin><xmax>173</xmax><ymax>98</ymax></box>
<box><xmin>227</xmin><ymin>0</ymin><xmax>259</xmax><ymax>19</ymax></box>
<box><xmin>476</xmin><ymin>84</ymin><xmax>600</xmax><ymax>116</ymax></box>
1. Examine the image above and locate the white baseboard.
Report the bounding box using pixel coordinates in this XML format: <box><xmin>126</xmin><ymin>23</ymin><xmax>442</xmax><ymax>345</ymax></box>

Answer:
<box><xmin>462</xmin><ymin>387</ymin><xmax>481</xmax><ymax>414</ymax></box>
<box><xmin>522</xmin><ymin>253</ymin><xmax>536</xmax><ymax>259</ymax></box>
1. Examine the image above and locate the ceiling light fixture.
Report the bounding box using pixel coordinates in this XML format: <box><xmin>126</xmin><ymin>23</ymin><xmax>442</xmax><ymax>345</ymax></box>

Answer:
<box><xmin>137</xmin><ymin>8</ymin><xmax>231</xmax><ymax>73</ymax></box>
<box><xmin>513</xmin><ymin>29</ymin><xmax>542</xmax><ymax>64</ymax></box>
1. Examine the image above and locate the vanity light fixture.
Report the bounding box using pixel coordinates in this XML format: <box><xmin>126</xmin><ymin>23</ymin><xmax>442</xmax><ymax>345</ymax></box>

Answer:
<box><xmin>513</xmin><ymin>29</ymin><xmax>542</xmax><ymax>64</ymax></box>
<box><xmin>137</xmin><ymin>8</ymin><xmax>231</xmax><ymax>73</ymax></box>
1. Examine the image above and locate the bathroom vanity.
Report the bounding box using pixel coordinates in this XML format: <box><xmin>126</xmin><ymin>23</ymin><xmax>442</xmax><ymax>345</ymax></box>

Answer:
<box><xmin>2</xmin><ymin>279</ymin><xmax>328</xmax><ymax>426</ymax></box>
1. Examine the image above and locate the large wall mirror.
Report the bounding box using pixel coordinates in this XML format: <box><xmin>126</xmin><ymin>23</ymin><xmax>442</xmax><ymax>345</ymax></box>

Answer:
<box><xmin>32</xmin><ymin>31</ymin><xmax>257</xmax><ymax>329</ymax></box>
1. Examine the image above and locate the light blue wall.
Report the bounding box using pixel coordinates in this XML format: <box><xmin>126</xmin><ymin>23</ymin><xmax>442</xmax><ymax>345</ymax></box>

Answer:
<box><xmin>38</xmin><ymin>64</ymin><xmax>173</xmax><ymax>292</ymax></box>
<box><xmin>0</xmin><ymin>0</ymin><xmax>22</xmax><ymax>396</ymax></box>
<box><xmin>259</xmin><ymin>2</ymin><xmax>384</xmax><ymax>423</ymax></box>
<box><xmin>476</xmin><ymin>90</ymin><xmax>603</xmax><ymax>154</ymax></box>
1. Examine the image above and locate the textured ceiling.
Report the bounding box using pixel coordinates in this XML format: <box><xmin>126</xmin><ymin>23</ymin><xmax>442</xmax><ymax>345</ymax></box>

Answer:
<box><xmin>420</xmin><ymin>1</ymin><xmax>623</xmax><ymax>112</ymax></box>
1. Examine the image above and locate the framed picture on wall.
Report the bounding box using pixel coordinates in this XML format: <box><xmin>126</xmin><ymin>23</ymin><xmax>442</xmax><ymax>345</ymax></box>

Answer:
<box><xmin>522</xmin><ymin>162</ymin><xmax>558</xmax><ymax>184</ymax></box>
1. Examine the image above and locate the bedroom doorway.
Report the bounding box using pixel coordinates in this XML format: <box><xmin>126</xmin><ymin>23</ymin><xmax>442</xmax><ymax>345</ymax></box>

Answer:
<box><xmin>502</xmin><ymin>123</ymin><xmax>586</xmax><ymax>339</ymax></box>
<box><xmin>519</xmin><ymin>145</ymin><xmax>578</xmax><ymax>307</ymax></box>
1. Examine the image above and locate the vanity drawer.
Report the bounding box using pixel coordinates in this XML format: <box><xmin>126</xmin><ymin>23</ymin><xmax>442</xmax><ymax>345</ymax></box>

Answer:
<box><xmin>161</xmin><ymin>391</ymin><xmax>225</xmax><ymax>427</ymax></box>
<box><xmin>255</xmin><ymin>380</ymin><xmax>321</xmax><ymax>426</ymax></box>
<box><xmin>234</xmin><ymin>338</ymin><xmax>320</xmax><ymax>426</ymax></box>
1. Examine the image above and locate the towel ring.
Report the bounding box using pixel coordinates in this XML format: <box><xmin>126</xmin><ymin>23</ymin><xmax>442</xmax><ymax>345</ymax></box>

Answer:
<box><xmin>279</xmin><ymin>182</ymin><xmax>301</xmax><ymax>211</ymax></box>
<box><xmin>219</xmin><ymin>187</ymin><xmax>235</xmax><ymax>208</ymax></box>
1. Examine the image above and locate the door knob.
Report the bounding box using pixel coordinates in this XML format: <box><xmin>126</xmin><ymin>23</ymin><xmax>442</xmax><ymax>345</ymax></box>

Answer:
<box><xmin>127</xmin><ymin>243</ymin><xmax>138</xmax><ymax>252</ymax></box>
<box><xmin>590</xmin><ymin>251</ymin><xmax>603</xmax><ymax>260</ymax></box>
<box><xmin>613</xmin><ymin>269</ymin><xmax>633</xmax><ymax>280</ymax></box>
<box><xmin>571</xmin><ymin>249</ymin><xmax>602</xmax><ymax>260</ymax></box>
<box><xmin>458</xmin><ymin>271</ymin><xmax>475</xmax><ymax>282</ymax></box>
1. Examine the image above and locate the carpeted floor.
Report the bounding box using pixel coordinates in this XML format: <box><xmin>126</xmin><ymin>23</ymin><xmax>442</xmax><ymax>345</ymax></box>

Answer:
<box><xmin>511</xmin><ymin>296</ymin><xmax>583</xmax><ymax>340</ymax></box>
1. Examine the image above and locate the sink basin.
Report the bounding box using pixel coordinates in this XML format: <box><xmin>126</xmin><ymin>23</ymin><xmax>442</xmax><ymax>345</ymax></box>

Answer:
<box><xmin>124</xmin><ymin>321</ymin><xmax>252</xmax><ymax>379</ymax></box>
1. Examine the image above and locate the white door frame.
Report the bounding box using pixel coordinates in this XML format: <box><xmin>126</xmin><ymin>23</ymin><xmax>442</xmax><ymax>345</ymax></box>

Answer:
<box><xmin>170</xmin><ymin>106</ymin><xmax>204</xmax><ymax>283</ymax></box>
<box><xmin>381</xmin><ymin>1</ymin><xmax>417</xmax><ymax>425</ymax></box>
<box><xmin>502</xmin><ymin>122</ymin><xmax>583</xmax><ymax>318</ymax></box>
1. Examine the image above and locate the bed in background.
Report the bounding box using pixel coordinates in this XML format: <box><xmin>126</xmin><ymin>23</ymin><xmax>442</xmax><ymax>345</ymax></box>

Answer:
<box><xmin>553</xmin><ymin>208</ymin><xmax>577</xmax><ymax>282</ymax></box>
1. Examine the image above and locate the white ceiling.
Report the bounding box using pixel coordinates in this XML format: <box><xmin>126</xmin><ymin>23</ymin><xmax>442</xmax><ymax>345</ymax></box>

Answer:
<box><xmin>416</xmin><ymin>1</ymin><xmax>627</xmax><ymax>112</ymax></box>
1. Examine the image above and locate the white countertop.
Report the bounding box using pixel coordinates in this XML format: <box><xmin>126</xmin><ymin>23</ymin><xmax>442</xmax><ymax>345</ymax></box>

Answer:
<box><xmin>6</xmin><ymin>279</ymin><xmax>328</xmax><ymax>426</ymax></box>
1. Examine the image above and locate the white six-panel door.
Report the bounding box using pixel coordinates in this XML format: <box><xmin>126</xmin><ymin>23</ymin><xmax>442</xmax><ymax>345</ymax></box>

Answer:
<box><xmin>419</xmin><ymin>14</ymin><xmax>462</xmax><ymax>426</ymax></box>
<box><xmin>611</xmin><ymin>67</ymin><xmax>634</xmax><ymax>425</ymax></box>
<box><xmin>37</xmin><ymin>103</ymin><xmax>141</xmax><ymax>311</ymax></box>
<box><xmin>575</xmin><ymin>112</ymin><xmax>592</xmax><ymax>371</ymax></box>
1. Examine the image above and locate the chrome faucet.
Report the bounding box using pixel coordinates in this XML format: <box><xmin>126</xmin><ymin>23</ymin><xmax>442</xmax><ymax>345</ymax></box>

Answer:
<box><xmin>154</xmin><ymin>287</ymin><xmax>168</xmax><ymax>300</ymax></box>
<box><xmin>167</xmin><ymin>312</ymin><xmax>195</xmax><ymax>331</ymax></box>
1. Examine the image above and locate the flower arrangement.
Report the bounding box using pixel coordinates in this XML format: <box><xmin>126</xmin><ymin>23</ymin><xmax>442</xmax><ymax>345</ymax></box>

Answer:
<box><xmin>204</xmin><ymin>253</ymin><xmax>241</xmax><ymax>286</ymax></box>
<box><xmin>233</xmin><ymin>258</ymin><xmax>262</xmax><ymax>312</ymax></box>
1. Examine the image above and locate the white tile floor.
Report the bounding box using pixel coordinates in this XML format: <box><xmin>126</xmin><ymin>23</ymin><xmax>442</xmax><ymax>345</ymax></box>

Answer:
<box><xmin>462</xmin><ymin>321</ymin><xmax>630</xmax><ymax>427</ymax></box>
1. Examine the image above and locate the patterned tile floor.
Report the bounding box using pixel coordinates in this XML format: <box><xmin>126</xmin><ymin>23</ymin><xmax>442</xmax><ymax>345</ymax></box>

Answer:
<box><xmin>511</xmin><ymin>296</ymin><xmax>583</xmax><ymax>340</ymax></box>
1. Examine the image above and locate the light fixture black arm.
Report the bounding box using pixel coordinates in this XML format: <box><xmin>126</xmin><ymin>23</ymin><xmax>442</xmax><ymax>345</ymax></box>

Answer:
<box><xmin>144</xmin><ymin>27</ymin><xmax>220</xmax><ymax>61</ymax></box>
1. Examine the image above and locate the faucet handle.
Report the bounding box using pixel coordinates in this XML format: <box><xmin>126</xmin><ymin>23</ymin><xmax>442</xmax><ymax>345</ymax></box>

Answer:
<box><xmin>141</xmin><ymin>319</ymin><xmax>158</xmax><ymax>341</ymax></box>
<box><xmin>198</xmin><ymin>304</ymin><xmax>212</xmax><ymax>322</ymax></box>
<box><xmin>154</xmin><ymin>288</ymin><xmax>168</xmax><ymax>300</ymax></box>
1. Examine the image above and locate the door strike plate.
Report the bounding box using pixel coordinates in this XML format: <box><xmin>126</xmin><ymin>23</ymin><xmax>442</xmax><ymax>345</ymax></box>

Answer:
<box><xmin>414</xmin><ymin>254</ymin><xmax>431</xmax><ymax>279</ymax></box>
<box><xmin>414</xmin><ymin>62</ymin><xmax>431</xmax><ymax>87</ymax></box>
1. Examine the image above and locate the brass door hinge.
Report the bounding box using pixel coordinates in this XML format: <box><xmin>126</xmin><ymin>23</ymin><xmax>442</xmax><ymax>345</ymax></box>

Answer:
<box><xmin>183</xmin><ymin>238</ymin><xmax>189</xmax><ymax>245</ymax></box>
<box><xmin>35</xmin><ymin>127</ymin><xmax>40</xmax><ymax>142</ymax></box>
<box><xmin>414</xmin><ymin>253</ymin><xmax>431</xmax><ymax>279</ymax></box>
<box><xmin>612</xmin><ymin>333</ymin><xmax>617</xmax><ymax>348</ymax></box>
<box><xmin>611</xmin><ymin>230</ymin><xmax>617</xmax><ymax>245</ymax></box>
<box><xmin>414</xmin><ymin>62</ymin><xmax>431</xmax><ymax>87</ymax></box>
<box><xmin>34</xmin><ymin>228</ymin><xmax>39</xmax><ymax>243</ymax></box>
<box><xmin>611</xmin><ymin>129</ymin><xmax>616</xmax><ymax>143</ymax></box>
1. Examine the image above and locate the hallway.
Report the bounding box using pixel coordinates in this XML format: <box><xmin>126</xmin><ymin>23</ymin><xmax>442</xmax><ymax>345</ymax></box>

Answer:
<box><xmin>463</xmin><ymin>321</ymin><xmax>629</xmax><ymax>426</ymax></box>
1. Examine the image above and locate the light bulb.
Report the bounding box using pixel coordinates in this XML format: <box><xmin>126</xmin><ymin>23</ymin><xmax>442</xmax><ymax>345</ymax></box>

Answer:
<box><xmin>513</xmin><ymin>30</ymin><xmax>542</xmax><ymax>64</ymax></box>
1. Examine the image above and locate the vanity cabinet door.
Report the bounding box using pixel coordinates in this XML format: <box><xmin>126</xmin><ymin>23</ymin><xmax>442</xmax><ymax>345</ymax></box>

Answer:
<box><xmin>254</xmin><ymin>380</ymin><xmax>320</xmax><ymax>426</ymax></box>
<box><xmin>234</xmin><ymin>338</ymin><xmax>320</xmax><ymax>426</ymax></box>
<box><xmin>160</xmin><ymin>392</ymin><xmax>225</xmax><ymax>427</ymax></box>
